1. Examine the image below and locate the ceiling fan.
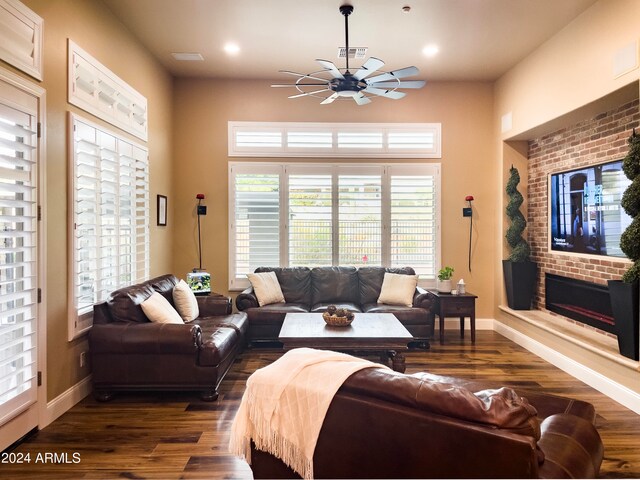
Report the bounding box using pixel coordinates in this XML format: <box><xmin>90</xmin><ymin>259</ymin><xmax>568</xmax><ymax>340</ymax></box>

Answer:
<box><xmin>271</xmin><ymin>4</ymin><xmax>426</xmax><ymax>105</ymax></box>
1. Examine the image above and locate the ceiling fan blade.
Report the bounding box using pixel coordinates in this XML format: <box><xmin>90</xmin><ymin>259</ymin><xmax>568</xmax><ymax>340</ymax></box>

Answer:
<box><xmin>366</xmin><ymin>66</ymin><xmax>419</xmax><ymax>84</ymax></box>
<box><xmin>316</xmin><ymin>59</ymin><xmax>345</xmax><ymax>79</ymax></box>
<box><xmin>352</xmin><ymin>57</ymin><xmax>385</xmax><ymax>81</ymax></box>
<box><xmin>367</xmin><ymin>80</ymin><xmax>426</xmax><ymax>89</ymax></box>
<box><xmin>353</xmin><ymin>93</ymin><xmax>371</xmax><ymax>105</ymax></box>
<box><xmin>279</xmin><ymin>70</ymin><xmax>330</xmax><ymax>82</ymax></box>
<box><xmin>271</xmin><ymin>83</ymin><xmax>330</xmax><ymax>87</ymax></box>
<box><xmin>364</xmin><ymin>86</ymin><xmax>406</xmax><ymax>99</ymax></box>
<box><xmin>288</xmin><ymin>88</ymin><xmax>330</xmax><ymax>99</ymax></box>
<box><xmin>320</xmin><ymin>92</ymin><xmax>339</xmax><ymax>105</ymax></box>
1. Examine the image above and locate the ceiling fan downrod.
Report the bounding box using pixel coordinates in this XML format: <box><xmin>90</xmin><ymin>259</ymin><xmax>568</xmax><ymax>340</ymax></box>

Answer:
<box><xmin>340</xmin><ymin>5</ymin><xmax>353</xmax><ymax>73</ymax></box>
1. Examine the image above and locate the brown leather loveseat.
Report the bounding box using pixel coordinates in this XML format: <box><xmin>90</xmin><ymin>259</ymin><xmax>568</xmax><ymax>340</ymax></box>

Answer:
<box><xmin>236</xmin><ymin>266</ymin><xmax>434</xmax><ymax>346</ymax></box>
<box><xmin>250</xmin><ymin>369</ymin><xmax>604</xmax><ymax>478</ymax></box>
<box><xmin>89</xmin><ymin>274</ymin><xmax>247</xmax><ymax>401</ymax></box>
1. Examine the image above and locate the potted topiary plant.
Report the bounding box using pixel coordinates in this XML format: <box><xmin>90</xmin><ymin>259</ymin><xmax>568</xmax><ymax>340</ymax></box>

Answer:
<box><xmin>437</xmin><ymin>266</ymin><xmax>454</xmax><ymax>293</ymax></box>
<box><xmin>503</xmin><ymin>165</ymin><xmax>537</xmax><ymax>309</ymax></box>
<box><xmin>608</xmin><ymin>129</ymin><xmax>640</xmax><ymax>360</ymax></box>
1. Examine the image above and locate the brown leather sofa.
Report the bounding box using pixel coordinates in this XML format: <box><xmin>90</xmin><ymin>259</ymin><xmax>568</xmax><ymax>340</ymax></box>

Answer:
<box><xmin>89</xmin><ymin>274</ymin><xmax>247</xmax><ymax>401</ymax></box>
<box><xmin>249</xmin><ymin>369</ymin><xmax>604</xmax><ymax>479</ymax></box>
<box><xmin>236</xmin><ymin>266</ymin><xmax>434</xmax><ymax>346</ymax></box>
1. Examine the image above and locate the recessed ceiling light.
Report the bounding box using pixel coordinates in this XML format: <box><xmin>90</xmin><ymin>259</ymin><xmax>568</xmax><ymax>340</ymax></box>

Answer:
<box><xmin>224</xmin><ymin>43</ymin><xmax>240</xmax><ymax>55</ymax></box>
<box><xmin>171</xmin><ymin>52</ymin><xmax>204</xmax><ymax>61</ymax></box>
<box><xmin>422</xmin><ymin>44</ymin><xmax>439</xmax><ymax>57</ymax></box>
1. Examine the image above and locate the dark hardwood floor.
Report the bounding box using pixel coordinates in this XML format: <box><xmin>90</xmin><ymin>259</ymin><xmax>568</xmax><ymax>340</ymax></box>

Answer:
<box><xmin>2</xmin><ymin>330</ymin><xmax>639</xmax><ymax>479</ymax></box>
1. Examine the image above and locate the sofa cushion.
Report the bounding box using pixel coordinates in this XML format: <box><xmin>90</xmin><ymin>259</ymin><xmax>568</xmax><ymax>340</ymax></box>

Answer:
<box><xmin>141</xmin><ymin>292</ymin><xmax>184</xmax><ymax>324</ymax></box>
<box><xmin>246</xmin><ymin>304</ymin><xmax>310</xmax><ymax>325</ymax></box>
<box><xmin>310</xmin><ymin>302</ymin><xmax>362</xmax><ymax>313</ymax></box>
<box><xmin>255</xmin><ymin>267</ymin><xmax>312</xmax><ymax>305</ymax></box>
<box><xmin>247</xmin><ymin>271</ymin><xmax>286</xmax><ymax>306</ymax></box>
<box><xmin>358</xmin><ymin>267</ymin><xmax>416</xmax><ymax>305</ymax></box>
<box><xmin>173</xmin><ymin>279</ymin><xmax>200</xmax><ymax>322</ymax></box>
<box><xmin>146</xmin><ymin>274</ymin><xmax>179</xmax><ymax>305</ymax></box>
<box><xmin>107</xmin><ymin>283</ymin><xmax>155</xmax><ymax>323</ymax></box>
<box><xmin>192</xmin><ymin>313</ymin><xmax>249</xmax><ymax>336</ymax></box>
<box><xmin>311</xmin><ymin>266</ymin><xmax>359</xmax><ymax>305</ymax></box>
<box><xmin>378</xmin><ymin>272</ymin><xmax>418</xmax><ymax>307</ymax></box>
<box><xmin>362</xmin><ymin>304</ymin><xmax>428</xmax><ymax>325</ymax></box>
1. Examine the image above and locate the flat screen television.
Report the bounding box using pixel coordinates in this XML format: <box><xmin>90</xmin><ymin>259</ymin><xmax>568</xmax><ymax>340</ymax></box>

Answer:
<box><xmin>549</xmin><ymin>160</ymin><xmax>631</xmax><ymax>258</ymax></box>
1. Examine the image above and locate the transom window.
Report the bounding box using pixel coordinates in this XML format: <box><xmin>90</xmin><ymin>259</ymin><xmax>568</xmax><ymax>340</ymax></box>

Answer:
<box><xmin>229</xmin><ymin>163</ymin><xmax>440</xmax><ymax>290</ymax></box>
<box><xmin>228</xmin><ymin>122</ymin><xmax>441</xmax><ymax>158</ymax></box>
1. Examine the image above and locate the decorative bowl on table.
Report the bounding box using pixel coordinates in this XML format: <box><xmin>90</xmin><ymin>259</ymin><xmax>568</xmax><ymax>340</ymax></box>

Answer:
<box><xmin>322</xmin><ymin>306</ymin><xmax>355</xmax><ymax>326</ymax></box>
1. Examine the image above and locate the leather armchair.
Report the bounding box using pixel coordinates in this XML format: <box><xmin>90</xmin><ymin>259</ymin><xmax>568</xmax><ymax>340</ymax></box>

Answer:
<box><xmin>249</xmin><ymin>369</ymin><xmax>603</xmax><ymax>479</ymax></box>
<box><xmin>89</xmin><ymin>274</ymin><xmax>247</xmax><ymax>401</ymax></box>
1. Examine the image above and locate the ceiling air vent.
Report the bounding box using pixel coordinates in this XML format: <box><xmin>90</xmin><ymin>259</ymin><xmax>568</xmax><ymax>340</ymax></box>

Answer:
<box><xmin>171</xmin><ymin>52</ymin><xmax>204</xmax><ymax>61</ymax></box>
<box><xmin>338</xmin><ymin>47</ymin><xmax>367</xmax><ymax>59</ymax></box>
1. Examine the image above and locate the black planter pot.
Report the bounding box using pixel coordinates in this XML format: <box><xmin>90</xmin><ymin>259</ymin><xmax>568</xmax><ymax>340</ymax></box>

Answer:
<box><xmin>607</xmin><ymin>279</ymin><xmax>639</xmax><ymax>361</ymax></box>
<box><xmin>503</xmin><ymin>260</ymin><xmax>537</xmax><ymax>310</ymax></box>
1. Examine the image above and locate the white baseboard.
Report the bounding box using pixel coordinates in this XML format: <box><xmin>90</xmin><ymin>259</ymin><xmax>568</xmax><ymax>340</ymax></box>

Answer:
<box><xmin>42</xmin><ymin>375</ymin><xmax>92</xmax><ymax>428</ymax></box>
<box><xmin>434</xmin><ymin>317</ymin><xmax>494</xmax><ymax>330</ymax></box>
<box><xmin>494</xmin><ymin>321</ymin><xmax>640</xmax><ymax>415</ymax></box>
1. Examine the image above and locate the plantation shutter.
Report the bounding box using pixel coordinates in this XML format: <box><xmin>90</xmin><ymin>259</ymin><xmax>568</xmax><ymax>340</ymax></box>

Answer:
<box><xmin>338</xmin><ymin>167</ymin><xmax>382</xmax><ymax>266</ymax></box>
<box><xmin>231</xmin><ymin>167</ymin><xmax>280</xmax><ymax>286</ymax></box>
<box><xmin>388</xmin><ymin>165</ymin><xmax>438</xmax><ymax>278</ymax></box>
<box><xmin>71</xmin><ymin>115</ymin><xmax>149</xmax><ymax>339</ymax></box>
<box><xmin>0</xmin><ymin>97</ymin><xmax>38</xmax><ymax>428</ymax></box>
<box><xmin>287</xmin><ymin>168</ymin><xmax>332</xmax><ymax>267</ymax></box>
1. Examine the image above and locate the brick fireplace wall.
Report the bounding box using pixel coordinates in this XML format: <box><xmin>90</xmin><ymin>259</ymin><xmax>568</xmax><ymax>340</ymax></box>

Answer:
<box><xmin>527</xmin><ymin>99</ymin><xmax>640</xmax><ymax>334</ymax></box>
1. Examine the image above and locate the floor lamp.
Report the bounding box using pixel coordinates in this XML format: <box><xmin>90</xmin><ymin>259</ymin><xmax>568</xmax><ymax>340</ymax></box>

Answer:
<box><xmin>187</xmin><ymin>193</ymin><xmax>211</xmax><ymax>295</ymax></box>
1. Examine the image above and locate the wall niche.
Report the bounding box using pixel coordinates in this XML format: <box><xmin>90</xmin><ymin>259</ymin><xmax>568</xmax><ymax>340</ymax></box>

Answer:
<box><xmin>526</xmin><ymin>96</ymin><xmax>640</xmax><ymax>336</ymax></box>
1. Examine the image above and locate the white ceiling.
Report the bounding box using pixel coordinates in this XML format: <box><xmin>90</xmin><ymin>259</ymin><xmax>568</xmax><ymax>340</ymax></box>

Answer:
<box><xmin>101</xmin><ymin>0</ymin><xmax>598</xmax><ymax>82</ymax></box>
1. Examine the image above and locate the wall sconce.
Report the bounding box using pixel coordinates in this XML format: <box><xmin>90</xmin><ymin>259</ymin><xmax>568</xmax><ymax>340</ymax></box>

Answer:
<box><xmin>464</xmin><ymin>195</ymin><xmax>474</xmax><ymax>272</ymax></box>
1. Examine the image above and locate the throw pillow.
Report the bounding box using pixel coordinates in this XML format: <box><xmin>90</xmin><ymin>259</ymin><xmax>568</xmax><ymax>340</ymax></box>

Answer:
<box><xmin>247</xmin><ymin>271</ymin><xmax>285</xmax><ymax>306</ymax></box>
<box><xmin>172</xmin><ymin>279</ymin><xmax>200</xmax><ymax>322</ymax></box>
<box><xmin>377</xmin><ymin>272</ymin><xmax>418</xmax><ymax>307</ymax></box>
<box><xmin>141</xmin><ymin>291</ymin><xmax>184</xmax><ymax>324</ymax></box>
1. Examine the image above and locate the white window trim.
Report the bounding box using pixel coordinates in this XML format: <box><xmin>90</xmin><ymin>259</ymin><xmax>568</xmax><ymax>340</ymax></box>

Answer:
<box><xmin>0</xmin><ymin>0</ymin><xmax>43</xmax><ymax>81</ymax></box>
<box><xmin>229</xmin><ymin>161</ymin><xmax>441</xmax><ymax>291</ymax></box>
<box><xmin>228</xmin><ymin>121</ymin><xmax>441</xmax><ymax>158</ymax></box>
<box><xmin>67</xmin><ymin>112</ymin><xmax>149</xmax><ymax>341</ymax></box>
<box><xmin>68</xmin><ymin>40</ymin><xmax>148</xmax><ymax>141</ymax></box>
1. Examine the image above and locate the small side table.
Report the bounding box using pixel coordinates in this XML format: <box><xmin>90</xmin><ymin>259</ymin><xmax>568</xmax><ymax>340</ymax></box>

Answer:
<box><xmin>427</xmin><ymin>290</ymin><xmax>478</xmax><ymax>344</ymax></box>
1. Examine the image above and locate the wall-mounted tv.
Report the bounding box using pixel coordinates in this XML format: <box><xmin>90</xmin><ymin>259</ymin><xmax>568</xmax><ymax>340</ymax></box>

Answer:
<box><xmin>549</xmin><ymin>160</ymin><xmax>631</xmax><ymax>258</ymax></box>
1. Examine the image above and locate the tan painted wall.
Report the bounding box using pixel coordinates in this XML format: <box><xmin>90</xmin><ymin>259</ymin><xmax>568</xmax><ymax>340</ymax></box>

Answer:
<box><xmin>493</xmin><ymin>0</ymin><xmax>640</xmax><ymax>394</ymax></box>
<box><xmin>495</xmin><ymin>0</ymin><xmax>640</xmax><ymax>140</ymax></box>
<box><xmin>171</xmin><ymin>79</ymin><xmax>497</xmax><ymax>317</ymax></box>
<box><xmin>11</xmin><ymin>0</ymin><xmax>175</xmax><ymax>401</ymax></box>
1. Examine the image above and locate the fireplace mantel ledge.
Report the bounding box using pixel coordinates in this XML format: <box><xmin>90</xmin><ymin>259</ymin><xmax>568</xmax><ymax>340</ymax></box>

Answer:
<box><xmin>498</xmin><ymin>306</ymin><xmax>639</xmax><ymax>372</ymax></box>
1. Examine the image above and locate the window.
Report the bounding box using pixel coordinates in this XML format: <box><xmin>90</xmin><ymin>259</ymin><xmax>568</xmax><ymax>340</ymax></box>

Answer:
<box><xmin>230</xmin><ymin>166</ymin><xmax>280</xmax><ymax>282</ymax></box>
<box><xmin>288</xmin><ymin>170</ymin><xmax>332</xmax><ymax>267</ymax></box>
<box><xmin>338</xmin><ymin>168</ymin><xmax>382</xmax><ymax>265</ymax></box>
<box><xmin>228</xmin><ymin>122</ymin><xmax>441</xmax><ymax>158</ymax></box>
<box><xmin>69</xmin><ymin>114</ymin><xmax>149</xmax><ymax>339</ymax></box>
<box><xmin>229</xmin><ymin>163</ymin><xmax>440</xmax><ymax>290</ymax></box>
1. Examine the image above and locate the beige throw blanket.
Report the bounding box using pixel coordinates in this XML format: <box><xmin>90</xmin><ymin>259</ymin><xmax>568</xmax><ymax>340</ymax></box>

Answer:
<box><xmin>229</xmin><ymin>348</ymin><xmax>388</xmax><ymax>479</ymax></box>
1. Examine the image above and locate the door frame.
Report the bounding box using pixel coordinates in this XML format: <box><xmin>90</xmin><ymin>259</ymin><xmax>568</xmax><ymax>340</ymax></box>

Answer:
<box><xmin>0</xmin><ymin>66</ymin><xmax>46</xmax><ymax>450</ymax></box>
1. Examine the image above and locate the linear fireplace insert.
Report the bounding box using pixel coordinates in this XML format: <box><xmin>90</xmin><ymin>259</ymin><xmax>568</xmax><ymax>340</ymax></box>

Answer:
<box><xmin>545</xmin><ymin>273</ymin><xmax>615</xmax><ymax>334</ymax></box>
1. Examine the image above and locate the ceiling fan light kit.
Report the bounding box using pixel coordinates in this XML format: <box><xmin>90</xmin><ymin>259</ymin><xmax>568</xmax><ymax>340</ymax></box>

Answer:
<box><xmin>271</xmin><ymin>4</ymin><xmax>425</xmax><ymax>105</ymax></box>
